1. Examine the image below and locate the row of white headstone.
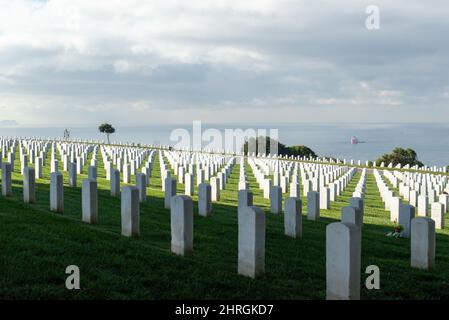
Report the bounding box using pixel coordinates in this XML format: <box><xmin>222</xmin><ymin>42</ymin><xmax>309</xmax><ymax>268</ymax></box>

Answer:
<box><xmin>375</xmin><ymin>169</ymin><xmax>447</xmax><ymax>230</ymax></box>
<box><xmin>248</xmin><ymin>157</ymin><xmax>356</xmax><ymax>210</ymax></box>
<box><xmin>3</xmin><ymin>135</ymin><xmax>448</xmax><ymax>174</ymax></box>
<box><xmin>16</xmin><ymin>140</ymin><xmax>156</xmax><ymax>194</ymax></box>
<box><xmin>352</xmin><ymin>169</ymin><xmax>367</xmax><ymax>199</ymax></box>
<box><xmin>160</xmin><ymin>150</ymin><xmax>236</xmax><ymax>199</ymax></box>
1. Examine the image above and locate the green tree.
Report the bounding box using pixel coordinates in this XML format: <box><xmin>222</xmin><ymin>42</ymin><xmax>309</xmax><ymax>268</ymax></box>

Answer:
<box><xmin>285</xmin><ymin>145</ymin><xmax>317</xmax><ymax>158</ymax></box>
<box><xmin>242</xmin><ymin>136</ymin><xmax>317</xmax><ymax>158</ymax></box>
<box><xmin>376</xmin><ymin>147</ymin><xmax>424</xmax><ymax>167</ymax></box>
<box><xmin>98</xmin><ymin>123</ymin><xmax>115</xmax><ymax>144</ymax></box>
<box><xmin>242</xmin><ymin>136</ymin><xmax>278</xmax><ymax>155</ymax></box>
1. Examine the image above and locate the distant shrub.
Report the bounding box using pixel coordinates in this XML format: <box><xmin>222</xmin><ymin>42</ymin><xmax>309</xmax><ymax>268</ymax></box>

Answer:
<box><xmin>287</xmin><ymin>145</ymin><xmax>317</xmax><ymax>158</ymax></box>
<box><xmin>242</xmin><ymin>136</ymin><xmax>317</xmax><ymax>158</ymax></box>
<box><xmin>376</xmin><ymin>147</ymin><xmax>423</xmax><ymax>167</ymax></box>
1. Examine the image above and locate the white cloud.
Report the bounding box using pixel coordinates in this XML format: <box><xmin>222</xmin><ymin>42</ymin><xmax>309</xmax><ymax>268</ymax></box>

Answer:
<box><xmin>0</xmin><ymin>0</ymin><xmax>448</xmax><ymax>125</ymax></box>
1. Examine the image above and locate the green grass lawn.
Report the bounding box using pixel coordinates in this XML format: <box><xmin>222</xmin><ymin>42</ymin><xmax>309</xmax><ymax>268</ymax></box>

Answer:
<box><xmin>1</xmin><ymin>148</ymin><xmax>449</xmax><ymax>300</ymax></box>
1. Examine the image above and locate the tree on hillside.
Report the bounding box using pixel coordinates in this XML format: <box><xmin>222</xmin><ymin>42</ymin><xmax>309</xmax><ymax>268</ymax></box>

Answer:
<box><xmin>242</xmin><ymin>136</ymin><xmax>283</xmax><ymax>155</ymax></box>
<box><xmin>242</xmin><ymin>136</ymin><xmax>317</xmax><ymax>158</ymax></box>
<box><xmin>376</xmin><ymin>147</ymin><xmax>424</xmax><ymax>167</ymax></box>
<box><xmin>63</xmin><ymin>128</ymin><xmax>70</xmax><ymax>140</ymax></box>
<box><xmin>98</xmin><ymin>123</ymin><xmax>115</xmax><ymax>144</ymax></box>
<box><xmin>285</xmin><ymin>145</ymin><xmax>317</xmax><ymax>158</ymax></box>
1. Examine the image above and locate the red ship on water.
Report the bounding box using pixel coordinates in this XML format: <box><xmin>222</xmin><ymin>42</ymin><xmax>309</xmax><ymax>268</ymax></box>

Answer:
<box><xmin>351</xmin><ymin>136</ymin><xmax>359</xmax><ymax>144</ymax></box>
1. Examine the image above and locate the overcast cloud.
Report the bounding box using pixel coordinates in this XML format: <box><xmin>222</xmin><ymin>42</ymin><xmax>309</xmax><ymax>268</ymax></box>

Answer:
<box><xmin>0</xmin><ymin>0</ymin><xmax>448</xmax><ymax>126</ymax></box>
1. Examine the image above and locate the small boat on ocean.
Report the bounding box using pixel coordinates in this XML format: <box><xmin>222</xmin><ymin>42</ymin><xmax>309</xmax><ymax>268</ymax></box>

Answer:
<box><xmin>351</xmin><ymin>136</ymin><xmax>359</xmax><ymax>145</ymax></box>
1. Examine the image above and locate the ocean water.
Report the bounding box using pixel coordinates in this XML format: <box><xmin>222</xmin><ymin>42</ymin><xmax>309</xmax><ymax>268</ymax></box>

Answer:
<box><xmin>1</xmin><ymin>123</ymin><xmax>448</xmax><ymax>167</ymax></box>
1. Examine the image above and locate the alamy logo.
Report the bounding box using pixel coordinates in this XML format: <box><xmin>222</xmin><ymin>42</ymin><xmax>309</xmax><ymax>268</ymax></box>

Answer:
<box><xmin>366</xmin><ymin>5</ymin><xmax>380</xmax><ymax>30</ymax></box>
<box><xmin>365</xmin><ymin>265</ymin><xmax>380</xmax><ymax>290</ymax></box>
<box><xmin>65</xmin><ymin>265</ymin><xmax>80</xmax><ymax>290</ymax></box>
<box><xmin>169</xmin><ymin>121</ymin><xmax>279</xmax><ymax>156</ymax></box>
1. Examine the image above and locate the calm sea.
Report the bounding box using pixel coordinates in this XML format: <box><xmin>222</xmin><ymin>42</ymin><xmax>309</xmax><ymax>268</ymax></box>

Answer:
<box><xmin>1</xmin><ymin>123</ymin><xmax>448</xmax><ymax>167</ymax></box>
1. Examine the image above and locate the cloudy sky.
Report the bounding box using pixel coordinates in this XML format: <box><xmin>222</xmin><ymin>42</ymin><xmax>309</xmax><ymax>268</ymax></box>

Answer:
<box><xmin>0</xmin><ymin>0</ymin><xmax>448</xmax><ymax>126</ymax></box>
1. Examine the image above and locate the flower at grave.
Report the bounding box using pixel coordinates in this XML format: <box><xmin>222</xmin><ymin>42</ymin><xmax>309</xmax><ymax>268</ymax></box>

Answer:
<box><xmin>386</xmin><ymin>224</ymin><xmax>404</xmax><ymax>238</ymax></box>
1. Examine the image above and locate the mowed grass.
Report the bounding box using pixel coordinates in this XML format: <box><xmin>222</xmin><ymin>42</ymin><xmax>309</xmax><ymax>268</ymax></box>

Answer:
<box><xmin>1</xmin><ymin>148</ymin><xmax>449</xmax><ymax>300</ymax></box>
